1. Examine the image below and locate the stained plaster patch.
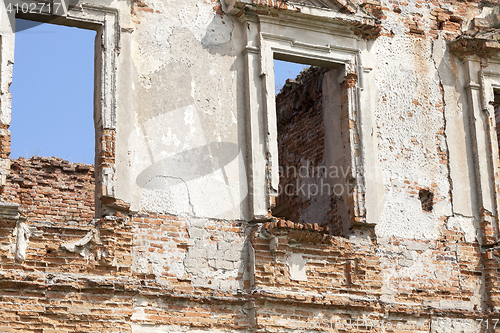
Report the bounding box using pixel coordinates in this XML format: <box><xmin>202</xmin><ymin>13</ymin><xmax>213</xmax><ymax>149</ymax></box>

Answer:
<box><xmin>287</xmin><ymin>253</ymin><xmax>308</xmax><ymax>281</ymax></box>
<box><xmin>446</xmin><ymin>215</ymin><xmax>477</xmax><ymax>243</ymax></box>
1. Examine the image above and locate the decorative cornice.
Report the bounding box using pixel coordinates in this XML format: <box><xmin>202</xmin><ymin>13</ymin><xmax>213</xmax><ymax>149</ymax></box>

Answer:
<box><xmin>225</xmin><ymin>0</ymin><xmax>380</xmax><ymax>40</ymax></box>
<box><xmin>465</xmin><ymin>83</ymin><xmax>482</xmax><ymax>91</ymax></box>
<box><xmin>0</xmin><ymin>201</ymin><xmax>19</xmax><ymax>220</ymax></box>
<box><xmin>242</xmin><ymin>46</ymin><xmax>260</xmax><ymax>55</ymax></box>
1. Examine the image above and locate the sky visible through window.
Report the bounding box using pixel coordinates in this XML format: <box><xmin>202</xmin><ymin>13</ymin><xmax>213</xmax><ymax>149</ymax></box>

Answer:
<box><xmin>10</xmin><ymin>22</ymin><xmax>305</xmax><ymax>165</ymax></box>
<box><xmin>10</xmin><ymin>19</ymin><xmax>96</xmax><ymax>164</ymax></box>
<box><xmin>274</xmin><ymin>59</ymin><xmax>309</xmax><ymax>95</ymax></box>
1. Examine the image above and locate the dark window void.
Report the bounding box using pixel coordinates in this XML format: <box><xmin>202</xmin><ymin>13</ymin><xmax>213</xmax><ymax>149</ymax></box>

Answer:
<box><xmin>272</xmin><ymin>60</ymin><xmax>350</xmax><ymax>236</ymax></box>
<box><xmin>10</xmin><ymin>19</ymin><xmax>96</xmax><ymax>164</ymax></box>
<box><xmin>419</xmin><ymin>189</ymin><xmax>434</xmax><ymax>212</ymax></box>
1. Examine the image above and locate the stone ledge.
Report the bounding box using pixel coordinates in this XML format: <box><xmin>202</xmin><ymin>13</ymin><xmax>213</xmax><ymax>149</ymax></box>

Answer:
<box><xmin>449</xmin><ymin>30</ymin><xmax>500</xmax><ymax>58</ymax></box>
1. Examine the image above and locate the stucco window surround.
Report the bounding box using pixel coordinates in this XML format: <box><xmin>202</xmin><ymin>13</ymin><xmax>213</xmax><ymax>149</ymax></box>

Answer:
<box><xmin>0</xmin><ymin>3</ymin><xmax>120</xmax><ymax>217</ymax></box>
<box><xmin>461</xmin><ymin>54</ymin><xmax>500</xmax><ymax>245</ymax></box>
<box><xmin>225</xmin><ymin>1</ymin><xmax>378</xmax><ymax>227</ymax></box>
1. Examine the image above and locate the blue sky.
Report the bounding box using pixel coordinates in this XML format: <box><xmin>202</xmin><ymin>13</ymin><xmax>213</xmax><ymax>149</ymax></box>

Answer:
<box><xmin>10</xmin><ymin>20</ymin><xmax>305</xmax><ymax>165</ymax></box>
<box><xmin>274</xmin><ymin>59</ymin><xmax>308</xmax><ymax>95</ymax></box>
<box><xmin>10</xmin><ymin>19</ymin><xmax>96</xmax><ymax>164</ymax></box>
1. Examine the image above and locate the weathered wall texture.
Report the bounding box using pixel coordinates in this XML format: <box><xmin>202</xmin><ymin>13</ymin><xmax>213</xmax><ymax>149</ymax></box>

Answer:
<box><xmin>1</xmin><ymin>0</ymin><xmax>500</xmax><ymax>331</ymax></box>
<box><xmin>124</xmin><ymin>0</ymin><xmax>248</xmax><ymax>221</ymax></box>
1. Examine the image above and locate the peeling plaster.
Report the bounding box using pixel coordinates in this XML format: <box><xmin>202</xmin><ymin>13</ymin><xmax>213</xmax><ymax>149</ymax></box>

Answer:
<box><xmin>13</xmin><ymin>221</ymin><xmax>42</xmax><ymax>262</ymax></box>
<box><xmin>60</xmin><ymin>228</ymin><xmax>100</xmax><ymax>258</ymax></box>
<box><xmin>287</xmin><ymin>253</ymin><xmax>308</xmax><ymax>281</ymax></box>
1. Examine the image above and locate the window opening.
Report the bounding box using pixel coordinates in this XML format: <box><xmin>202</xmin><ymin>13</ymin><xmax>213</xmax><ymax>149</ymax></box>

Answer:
<box><xmin>274</xmin><ymin>60</ymin><xmax>309</xmax><ymax>95</ymax></box>
<box><xmin>10</xmin><ymin>19</ymin><xmax>96</xmax><ymax>164</ymax></box>
<box><xmin>8</xmin><ymin>18</ymin><xmax>97</xmax><ymax>222</ymax></box>
<box><xmin>271</xmin><ymin>59</ymin><xmax>350</xmax><ymax>236</ymax></box>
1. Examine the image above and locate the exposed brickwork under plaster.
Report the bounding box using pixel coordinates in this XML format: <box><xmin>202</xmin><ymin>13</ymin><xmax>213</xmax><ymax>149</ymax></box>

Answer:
<box><xmin>0</xmin><ymin>159</ymin><xmax>249</xmax><ymax>331</ymax></box>
<box><xmin>248</xmin><ymin>0</ymin><xmax>500</xmax><ymax>41</ymax></box>
<box><xmin>249</xmin><ymin>222</ymin><xmax>495</xmax><ymax>331</ymax></box>
<box><xmin>0</xmin><ymin>158</ymin><xmax>498</xmax><ymax>331</ymax></box>
<box><xmin>0</xmin><ymin>213</ymin><xmax>135</xmax><ymax>332</ymax></box>
<box><xmin>0</xmin><ymin>124</ymin><xmax>11</xmax><ymax>160</ymax></box>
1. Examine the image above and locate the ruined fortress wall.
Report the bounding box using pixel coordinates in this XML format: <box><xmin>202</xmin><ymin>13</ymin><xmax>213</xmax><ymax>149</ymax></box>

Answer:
<box><xmin>0</xmin><ymin>160</ymin><xmax>492</xmax><ymax>332</ymax></box>
<box><xmin>3</xmin><ymin>157</ymin><xmax>94</xmax><ymax>224</ymax></box>
<box><xmin>0</xmin><ymin>158</ymin><xmax>250</xmax><ymax>332</ymax></box>
<box><xmin>0</xmin><ymin>0</ymin><xmax>500</xmax><ymax>331</ymax></box>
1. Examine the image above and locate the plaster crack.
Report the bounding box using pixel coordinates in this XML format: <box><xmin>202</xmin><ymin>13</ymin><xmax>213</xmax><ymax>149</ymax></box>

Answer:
<box><xmin>431</xmin><ymin>34</ymin><xmax>454</xmax><ymax>214</ymax></box>
<box><xmin>451</xmin><ymin>212</ymin><xmax>475</xmax><ymax>219</ymax></box>
<box><xmin>163</xmin><ymin>175</ymin><xmax>196</xmax><ymax>216</ymax></box>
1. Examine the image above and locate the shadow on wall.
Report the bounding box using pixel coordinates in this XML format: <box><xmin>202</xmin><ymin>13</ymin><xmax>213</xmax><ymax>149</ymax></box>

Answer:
<box><xmin>129</xmin><ymin>105</ymin><xmax>248</xmax><ymax>218</ymax></box>
<box><xmin>127</xmin><ymin>4</ymin><xmax>248</xmax><ymax>219</ymax></box>
<box><xmin>135</xmin><ymin>142</ymin><xmax>240</xmax><ymax>189</ymax></box>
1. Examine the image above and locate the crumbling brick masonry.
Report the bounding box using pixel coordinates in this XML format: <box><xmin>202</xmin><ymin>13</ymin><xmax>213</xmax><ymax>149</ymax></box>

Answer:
<box><xmin>1</xmin><ymin>0</ymin><xmax>500</xmax><ymax>331</ymax></box>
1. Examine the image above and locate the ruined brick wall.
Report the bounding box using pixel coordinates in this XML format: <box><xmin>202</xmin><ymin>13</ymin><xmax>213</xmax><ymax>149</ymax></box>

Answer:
<box><xmin>0</xmin><ymin>158</ymin><xmax>250</xmax><ymax>332</ymax></box>
<box><xmin>0</xmin><ymin>159</ymin><xmax>495</xmax><ymax>331</ymax></box>
<box><xmin>246</xmin><ymin>220</ymin><xmax>495</xmax><ymax>332</ymax></box>
<box><xmin>1</xmin><ymin>0</ymin><xmax>500</xmax><ymax>331</ymax></box>
<box><xmin>274</xmin><ymin>67</ymin><xmax>347</xmax><ymax>236</ymax></box>
<box><xmin>0</xmin><ymin>214</ymin><xmax>134</xmax><ymax>332</ymax></box>
<box><xmin>3</xmin><ymin>157</ymin><xmax>94</xmax><ymax>223</ymax></box>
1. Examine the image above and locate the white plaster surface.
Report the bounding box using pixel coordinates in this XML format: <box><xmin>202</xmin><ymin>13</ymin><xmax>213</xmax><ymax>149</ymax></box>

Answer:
<box><xmin>131</xmin><ymin>216</ymin><xmax>246</xmax><ymax>290</ymax></box>
<box><xmin>287</xmin><ymin>253</ymin><xmax>308</xmax><ymax>281</ymax></box>
<box><xmin>373</xmin><ymin>35</ymin><xmax>452</xmax><ymax>240</ymax></box>
<box><xmin>125</xmin><ymin>0</ymin><xmax>247</xmax><ymax>219</ymax></box>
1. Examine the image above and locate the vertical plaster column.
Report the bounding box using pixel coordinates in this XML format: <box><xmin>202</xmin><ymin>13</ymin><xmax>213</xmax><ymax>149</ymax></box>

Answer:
<box><xmin>0</xmin><ymin>7</ymin><xmax>14</xmax><ymax>187</ymax></box>
<box><xmin>465</xmin><ymin>56</ymin><xmax>497</xmax><ymax>244</ymax></box>
<box><xmin>259</xmin><ymin>34</ymin><xmax>279</xmax><ymax>208</ymax></box>
<box><xmin>241</xmin><ymin>14</ymin><xmax>269</xmax><ymax>220</ymax></box>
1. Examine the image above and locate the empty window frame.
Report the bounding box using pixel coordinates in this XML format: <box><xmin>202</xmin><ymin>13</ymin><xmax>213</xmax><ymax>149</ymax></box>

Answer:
<box><xmin>272</xmin><ymin>60</ymin><xmax>351</xmax><ymax>235</ymax></box>
<box><xmin>239</xmin><ymin>14</ymin><xmax>369</xmax><ymax>230</ymax></box>
<box><xmin>8</xmin><ymin>19</ymin><xmax>96</xmax><ymax>223</ymax></box>
<box><xmin>11</xmin><ymin>19</ymin><xmax>95</xmax><ymax>164</ymax></box>
<box><xmin>0</xmin><ymin>7</ymin><xmax>120</xmax><ymax>217</ymax></box>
